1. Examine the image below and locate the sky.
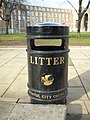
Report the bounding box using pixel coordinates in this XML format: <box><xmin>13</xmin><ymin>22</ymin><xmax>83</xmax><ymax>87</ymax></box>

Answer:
<box><xmin>26</xmin><ymin>0</ymin><xmax>89</xmax><ymax>9</ymax></box>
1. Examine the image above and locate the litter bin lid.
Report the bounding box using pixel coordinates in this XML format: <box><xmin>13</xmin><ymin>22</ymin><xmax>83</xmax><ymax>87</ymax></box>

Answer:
<box><xmin>34</xmin><ymin>22</ymin><xmax>61</xmax><ymax>26</ymax></box>
<box><xmin>27</xmin><ymin>22</ymin><xmax>69</xmax><ymax>39</ymax></box>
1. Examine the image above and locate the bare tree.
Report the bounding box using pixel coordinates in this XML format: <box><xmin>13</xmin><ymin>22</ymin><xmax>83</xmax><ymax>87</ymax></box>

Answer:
<box><xmin>0</xmin><ymin>0</ymin><xmax>26</xmax><ymax>34</ymax></box>
<box><xmin>67</xmin><ymin>0</ymin><xmax>90</xmax><ymax>36</ymax></box>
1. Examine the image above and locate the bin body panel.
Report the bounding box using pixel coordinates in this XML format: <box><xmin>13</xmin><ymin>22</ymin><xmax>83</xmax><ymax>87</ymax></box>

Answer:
<box><xmin>26</xmin><ymin>23</ymin><xmax>69</xmax><ymax>104</ymax></box>
<box><xmin>27</xmin><ymin>49</ymin><xmax>69</xmax><ymax>103</ymax></box>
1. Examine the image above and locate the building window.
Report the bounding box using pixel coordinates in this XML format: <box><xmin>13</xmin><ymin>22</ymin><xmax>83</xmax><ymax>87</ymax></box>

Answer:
<box><xmin>27</xmin><ymin>21</ymin><xmax>30</xmax><ymax>26</ymax></box>
<box><xmin>27</xmin><ymin>17</ymin><xmax>30</xmax><ymax>21</ymax></box>
<box><xmin>22</xmin><ymin>16</ymin><xmax>26</xmax><ymax>20</ymax></box>
<box><xmin>50</xmin><ymin>9</ymin><xmax>53</xmax><ymax>12</ymax></box>
<box><xmin>26</xmin><ymin>6</ymin><xmax>28</xmax><ymax>10</ymax></box>
<box><xmin>59</xmin><ymin>14</ymin><xmax>61</xmax><ymax>18</ymax></box>
<box><xmin>44</xmin><ymin>18</ymin><xmax>46</xmax><ymax>22</ymax></box>
<box><xmin>47</xmin><ymin>13</ymin><xmax>50</xmax><ymax>17</ymax></box>
<box><xmin>31</xmin><ymin>12</ymin><xmax>34</xmax><ymax>16</ymax></box>
<box><xmin>66</xmin><ymin>14</ymin><xmax>68</xmax><ymax>19</ymax></box>
<box><xmin>30</xmin><ymin>6</ymin><xmax>33</xmax><ymax>10</ymax></box>
<box><xmin>65</xmin><ymin>10</ymin><xmax>67</xmax><ymax>13</ymax></box>
<box><xmin>35</xmin><ymin>12</ymin><xmax>38</xmax><ymax>16</ymax></box>
<box><xmin>13</xmin><ymin>14</ymin><xmax>16</xmax><ymax>20</ymax></box>
<box><xmin>66</xmin><ymin>18</ymin><xmax>68</xmax><ymax>22</ymax></box>
<box><xmin>18</xmin><ymin>10</ymin><xmax>20</xmax><ymax>16</ymax></box>
<box><xmin>40</xmin><ymin>12</ymin><xmax>42</xmax><ymax>16</ymax></box>
<box><xmin>22</xmin><ymin>11</ymin><xmax>25</xmax><ymax>16</ymax></box>
<box><xmin>69</xmin><ymin>10</ymin><xmax>72</xmax><ymax>13</ymax></box>
<box><xmin>34</xmin><ymin>7</ymin><xmax>37</xmax><ymax>11</ymax></box>
<box><xmin>54</xmin><ymin>9</ymin><xmax>56</xmax><ymax>12</ymax></box>
<box><xmin>32</xmin><ymin>17</ymin><xmax>35</xmax><ymax>23</ymax></box>
<box><xmin>44</xmin><ymin>13</ymin><xmax>46</xmax><ymax>17</ymax></box>
<box><xmin>55</xmin><ymin>13</ymin><xmax>57</xmax><ymax>17</ymax></box>
<box><xmin>38</xmin><ymin>7</ymin><xmax>42</xmax><ymax>11</ymax></box>
<box><xmin>40</xmin><ymin>17</ymin><xmax>42</xmax><ymax>22</ymax></box>
<box><xmin>21</xmin><ymin>5</ymin><xmax>24</xmax><ymax>10</ymax></box>
<box><xmin>54</xmin><ymin>19</ymin><xmax>57</xmax><ymax>22</ymax></box>
<box><xmin>13</xmin><ymin>10</ymin><xmax>16</xmax><ymax>15</ymax></box>
<box><xmin>61</xmin><ymin>10</ymin><xmax>64</xmax><ymax>13</ymax></box>
<box><xmin>36</xmin><ymin>17</ymin><xmax>38</xmax><ymax>22</ymax></box>
<box><xmin>27</xmin><ymin>11</ymin><xmax>30</xmax><ymax>16</ymax></box>
<box><xmin>62</xmin><ymin>14</ymin><xmax>64</xmax><ymax>18</ymax></box>
<box><xmin>47</xmin><ymin>18</ymin><xmax>50</xmax><ymax>22</ymax></box>
<box><xmin>58</xmin><ymin>9</ymin><xmax>60</xmax><ymax>12</ymax></box>
<box><xmin>42</xmin><ymin>8</ymin><xmax>45</xmax><ymax>11</ymax></box>
<box><xmin>47</xmin><ymin>8</ymin><xmax>49</xmax><ymax>12</ymax></box>
<box><xmin>51</xmin><ymin>13</ymin><xmax>54</xmax><ymax>17</ymax></box>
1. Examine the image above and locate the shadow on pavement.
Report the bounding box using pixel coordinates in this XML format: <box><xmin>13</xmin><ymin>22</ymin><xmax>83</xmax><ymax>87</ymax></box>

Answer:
<box><xmin>66</xmin><ymin>113</ymin><xmax>90</xmax><ymax>120</ymax></box>
<box><xmin>66</xmin><ymin>104</ymin><xmax>82</xmax><ymax>120</ymax></box>
<box><xmin>68</xmin><ymin>70</ymin><xmax>90</xmax><ymax>102</ymax></box>
<box><xmin>66</xmin><ymin>70</ymin><xmax>90</xmax><ymax>120</ymax></box>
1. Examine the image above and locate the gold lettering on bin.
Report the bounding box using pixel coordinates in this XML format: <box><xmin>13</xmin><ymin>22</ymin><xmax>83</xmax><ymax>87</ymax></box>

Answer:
<box><xmin>46</xmin><ymin>57</ymin><xmax>52</xmax><ymax>65</ymax></box>
<box><xmin>29</xmin><ymin>91</ymin><xmax>64</xmax><ymax>100</ymax></box>
<box><xmin>30</xmin><ymin>56</ymin><xmax>34</xmax><ymax>64</ymax></box>
<box><xmin>35</xmin><ymin>57</ymin><xmax>38</xmax><ymax>64</ymax></box>
<box><xmin>40</xmin><ymin>95</ymin><xmax>52</xmax><ymax>99</ymax></box>
<box><xmin>29</xmin><ymin>56</ymin><xmax>65</xmax><ymax>66</ymax></box>
<box><xmin>53</xmin><ymin>57</ymin><xmax>59</xmax><ymax>65</ymax></box>
<box><xmin>60</xmin><ymin>57</ymin><xmax>64</xmax><ymax>64</ymax></box>
<box><xmin>53</xmin><ymin>93</ymin><xmax>64</xmax><ymax>99</ymax></box>
<box><xmin>39</xmin><ymin>57</ymin><xmax>45</xmax><ymax>65</ymax></box>
<box><xmin>29</xmin><ymin>91</ymin><xmax>40</xmax><ymax>98</ymax></box>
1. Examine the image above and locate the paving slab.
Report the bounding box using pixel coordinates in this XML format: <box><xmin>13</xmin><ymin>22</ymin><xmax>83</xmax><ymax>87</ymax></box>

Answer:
<box><xmin>5</xmin><ymin>58</ymin><xmax>26</xmax><ymax>67</ymax></box>
<box><xmin>0</xmin><ymin>51</ymin><xmax>8</xmax><ymax>56</ymax></box>
<box><xmin>0</xmin><ymin>59</ymin><xmax>11</xmax><ymax>67</ymax></box>
<box><xmin>8</xmin><ymin>104</ymin><xmax>67</xmax><ymax>120</ymax></box>
<box><xmin>69</xmin><ymin>50</ymin><xmax>88</xmax><ymax>60</ymax></box>
<box><xmin>0</xmin><ymin>98</ymin><xmax>18</xmax><ymax>103</ymax></box>
<box><xmin>67</xmin><ymin>100</ymin><xmax>88</xmax><ymax>114</ymax></box>
<box><xmin>15</xmin><ymin>52</ymin><xmax>27</xmax><ymax>59</ymax></box>
<box><xmin>0</xmin><ymin>51</ymin><xmax>22</xmax><ymax>60</ymax></box>
<box><xmin>3</xmin><ymin>74</ymin><xmax>28</xmax><ymax>99</ymax></box>
<box><xmin>0</xmin><ymin>84</ymin><xmax>10</xmax><ymax>97</ymax></box>
<box><xmin>0</xmin><ymin>46</ymin><xmax>90</xmax><ymax>120</ymax></box>
<box><xmin>79</xmin><ymin>71</ymin><xmax>90</xmax><ymax>99</ymax></box>
<box><xmin>68</xmin><ymin>87</ymin><xmax>88</xmax><ymax>102</ymax></box>
<box><xmin>18</xmin><ymin>96</ymin><xmax>30</xmax><ymax>103</ymax></box>
<box><xmin>84</xmin><ymin>100</ymin><xmax>90</xmax><ymax>114</ymax></box>
<box><xmin>68</xmin><ymin>66</ymin><xmax>82</xmax><ymax>87</ymax></box>
<box><xmin>68</xmin><ymin>57</ymin><xmax>73</xmax><ymax>66</ymax></box>
<box><xmin>20</xmin><ymin>66</ymin><xmax>28</xmax><ymax>74</ymax></box>
<box><xmin>66</xmin><ymin>114</ymin><xmax>90</xmax><ymax>120</ymax></box>
<box><xmin>0</xmin><ymin>67</ymin><xmax>23</xmax><ymax>84</ymax></box>
<box><xmin>72</xmin><ymin>60</ymin><xmax>90</xmax><ymax>72</ymax></box>
<box><xmin>81</xmin><ymin>50</ymin><xmax>90</xmax><ymax>59</ymax></box>
<box><xmin>0</xmin><ymin>102</ymin><xmax>15</xmax><ymax>120</ymax></box>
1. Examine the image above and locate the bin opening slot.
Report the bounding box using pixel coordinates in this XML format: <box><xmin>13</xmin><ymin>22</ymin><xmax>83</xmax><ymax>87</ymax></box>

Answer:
<box><xmin>30</xmin><ymin>39</ymin><xmax>64</xmax><ymax>51</ymax></box>
<box><xmin>34</xmin><ymin>39</ymin><xmax>62</xmax><ymax>46</ymax></box>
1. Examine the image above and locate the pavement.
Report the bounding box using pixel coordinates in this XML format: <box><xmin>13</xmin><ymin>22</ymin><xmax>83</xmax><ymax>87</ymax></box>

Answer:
<box><xmin>0</xmin><ymin>46</ymin><xmax>90</xmax><ymax>120</ymax></box>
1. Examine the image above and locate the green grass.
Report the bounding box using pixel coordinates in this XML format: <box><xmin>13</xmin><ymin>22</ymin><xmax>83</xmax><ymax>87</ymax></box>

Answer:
<box><xmin>0</xmin><ymin>33</ymin><xmax>26</xmax><ymax>41</ymax></box>
<box><xmin>69</xmin><ymin>32</ymin><xmax>90</xmax><ymax>46</ymax></box>
<box><xmin>0</xmin><ymin>32</ymin><xmax>90</xmax><ymax>46</ymax></box>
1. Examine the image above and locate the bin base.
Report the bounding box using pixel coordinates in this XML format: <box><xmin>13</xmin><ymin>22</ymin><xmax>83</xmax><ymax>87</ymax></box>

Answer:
<box><xmin>28</xmin><ymin>87</ymin><xmax>68</xmax><ymax>104</ymax></box>
<box><xmin>30</xmin><ymin>98</ymin><xmax>67</xmax><ymax>104</ymax></box>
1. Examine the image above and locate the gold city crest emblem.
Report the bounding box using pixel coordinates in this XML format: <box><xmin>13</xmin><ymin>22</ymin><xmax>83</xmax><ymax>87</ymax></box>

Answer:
<box><xmin>41</xmin><ymin>74</ymin><xmax>54</xmax><ymax>86</ymax></box>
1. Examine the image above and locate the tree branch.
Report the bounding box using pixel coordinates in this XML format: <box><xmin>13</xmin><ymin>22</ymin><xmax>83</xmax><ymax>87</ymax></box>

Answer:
<box><xmin>79</xmin><ymin>0</ymin><xmax>83</xmax><ymax>13</ymax></box>
<box><xmin>0</xmin><ymin>15</ymin><xmax>9</xmax><ymax>21</ymax></box>
<box><xmin>82</xmin><ymin>0</ymin><xmax>90</xmax><ymax>15</ymax></box>
<box><xmin>67</xmin><ymin>0</ymin><xmax>78</xmax><ymax>14</ymax></box>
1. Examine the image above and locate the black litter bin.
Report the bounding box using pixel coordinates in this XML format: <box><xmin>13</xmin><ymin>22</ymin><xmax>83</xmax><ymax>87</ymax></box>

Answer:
<box><xmin>26</xmin><ymin>23</ymin><xmax>70</xmax><ymax>104</ymax></box>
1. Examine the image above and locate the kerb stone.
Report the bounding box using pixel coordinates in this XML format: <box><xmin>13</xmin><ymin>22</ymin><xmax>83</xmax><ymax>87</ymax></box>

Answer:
<box><xmin>8</xmin><ymin>104</ymin><xmax>67</xmax><ymax>120</ymax></box>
